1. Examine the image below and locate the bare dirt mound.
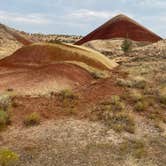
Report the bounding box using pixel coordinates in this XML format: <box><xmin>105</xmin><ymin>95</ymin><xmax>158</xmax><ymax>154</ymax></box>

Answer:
<box><xmin>0</xmin><ymin>63</ymin><xmax>93</xmax><ymax>95</ymax></box>
<box><xmin>0</xmin><ymin>42</ymin><xmax>118</xmax><ymax>95</ymax></box>
<box><xmin>75</xmin><ymin>14</ymin><xmax>162</xmax><ymax>45</ymax></box>
<box><xmin>0</xmin><ymin>43</ymin><xmax>116</xmax><ymax>70</ymax></box>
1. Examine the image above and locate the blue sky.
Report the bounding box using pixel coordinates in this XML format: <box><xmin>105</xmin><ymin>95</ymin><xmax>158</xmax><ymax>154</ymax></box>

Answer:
<box><xmin>0</xmin><ymin>0</ymin><xmax>165</xmax><ymax>37</ymax></box>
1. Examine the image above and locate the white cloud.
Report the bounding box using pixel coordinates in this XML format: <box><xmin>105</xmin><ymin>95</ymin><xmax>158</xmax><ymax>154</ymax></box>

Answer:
<box><xmin>69</xmin><ymin>9</ymin><xmax>114</xmax><ymax>19</ymax></box>
<box><xmin>68</xmin><ymin>9</ymin><xmax>134</xmax><ymax>21</ymax></box>
<box><xmin>0</xmin><ymin>10</ymin><xmax>50</xmax><ymax>24</ymax></box>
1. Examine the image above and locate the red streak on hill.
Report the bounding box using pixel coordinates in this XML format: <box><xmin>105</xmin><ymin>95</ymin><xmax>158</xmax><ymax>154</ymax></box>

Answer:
<box><xmin>75</xmin><ymin>14</ymin><xmax>162</xmax><ymax>45</ymax></box>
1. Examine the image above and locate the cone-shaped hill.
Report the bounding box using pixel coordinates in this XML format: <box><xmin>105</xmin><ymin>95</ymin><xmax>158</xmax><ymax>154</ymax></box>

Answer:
<box><xmin>75</xmin><ymin>14</ymin><xmax>162</xmax><ymax>45</ymax></box>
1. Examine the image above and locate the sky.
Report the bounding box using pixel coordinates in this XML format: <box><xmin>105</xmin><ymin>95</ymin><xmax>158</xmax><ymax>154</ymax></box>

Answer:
<box><xmin>0</xmin><ymin>0</ymin><xmax>165</xmax><ymax>37</ymax></box>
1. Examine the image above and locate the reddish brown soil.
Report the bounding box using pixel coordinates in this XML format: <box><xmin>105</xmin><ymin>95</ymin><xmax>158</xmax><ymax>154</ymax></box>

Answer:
<box><xmin>0</xmin><ymin>63</ymin><xmax>93</xmax><ymax>95</ymax></box>
<box><xmin>10</xmin><ymin>71</ymin><xmax>123</xmax><ymax>126</ymax></box>
<box><xmin>75</xmin><ymin>14</ymin><xmax>162</xmax><ymax>45</ymax></box>
<box><xmin>0</xmin><ymin>43</ymin><xmax>112</xmax><ymax>71</ymax></box>
<box><xmin>10</xmin><ymin>32</ymin><xmax>32</xmax><ymax>45</ymax></box>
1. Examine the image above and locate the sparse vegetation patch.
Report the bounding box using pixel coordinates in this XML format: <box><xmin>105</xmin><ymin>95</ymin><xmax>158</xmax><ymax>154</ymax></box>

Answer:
<box><xmin>119</xmin><ymin>139</ymin><xmax>147</xmax><ymax>159</ymax></box>
<box><xmin>24</xmin><ymin>112</ymin><xmax>40</xmax><ymax>126</ymax></box>
<box><xmin>91</xmin><ymin>96</ymin><xmax>135</xmax><ymax>133</ymax></box>
<box><xmin>0</xmin><ymin>109</ymin><xmax>10</xmax><ymax>131</ymax></box>
<box><xmin>0</xmin><ymin>149</ymin><xmax>19</xmax><ymax>166</ymax></box>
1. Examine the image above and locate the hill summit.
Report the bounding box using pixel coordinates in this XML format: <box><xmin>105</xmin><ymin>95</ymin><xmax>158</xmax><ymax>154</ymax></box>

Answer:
<box><xmin>75</xmin><ymin>14</ymin><xmax>162</xmax><ymax>45</ymax></box>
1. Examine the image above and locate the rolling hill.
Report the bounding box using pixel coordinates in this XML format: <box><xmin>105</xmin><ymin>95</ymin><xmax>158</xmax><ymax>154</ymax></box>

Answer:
<box><xmin>0</xmin><ymin>42</ymin><xmax>117</xmax><ymax>70</ymax></box>
<box><xmin>0</xmin><ymin>42</ymin><xmax>117</xmax><ymax>95</ymax></box>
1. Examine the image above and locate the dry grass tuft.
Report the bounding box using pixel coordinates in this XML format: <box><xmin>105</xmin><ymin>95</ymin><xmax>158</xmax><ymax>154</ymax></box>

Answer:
<box><xmin>0</xmin><ymin>109</ymin><xmax>10</xmax><ymax>131</ymax></box>
<box><xmin>91</xmin><ymin>96</ymin><xmax>135</xmax><ymax>133</ymax></box>
<box><xmin>24</xmin><ymin>112</ymin><xmax>40</xmax><ymax>126</ymax></box>
<box><xmin>119</xmin><ymin>139</ymin><xmax>147</xmax><ymax>159</ymax></box>
<box><xmin>0</xmin><ymin>149</ymin><xmax>19</xmax><ymax>166</ymax></box>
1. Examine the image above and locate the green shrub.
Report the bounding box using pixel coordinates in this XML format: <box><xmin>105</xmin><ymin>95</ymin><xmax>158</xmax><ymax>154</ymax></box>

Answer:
<box><xmin>121</xmin><ymin>39</ymin><xmax>132</xmax><ymax>53</ymax></box>
<box><xmin>24</xmin><ymin>112</ymin><xmax>40</xmax><ymax>126</ymax></box>
<box><xmin>0</xmin><ymin>110</ymin><xmax>10</xmax><ymax>131</ymax></box>
<box><xmin>0</xmin><ymin>149</ymin><xmax>19</xmax><ymax>166</ymax></box>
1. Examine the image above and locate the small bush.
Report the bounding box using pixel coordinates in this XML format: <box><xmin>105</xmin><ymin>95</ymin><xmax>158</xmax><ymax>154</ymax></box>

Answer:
<box><xmin>153</xmin><ymin>122</ymin><xmax>164</xmax><ymax>133</ymax></box>
<box><xmin>106</xmin><ymin>112</ymin><xmax>135</xmax><ymax>133</ymax></box>
<box><xmin>91</xmin><ymin>71</ymin><xmax>108</xmax><ymax>79</ymax></box>
<box><xmin>92</xmin><ymin>100</ymin><xmax>135</xmax><ymax>133</ymax></box>
<box><xmin>60</xmin><ymin>89</ymin><xmax>76</xmax><ymax>100</ymax></box>
<box><xmin>92</xmin><ymin>96</ymin><xmax>125</xmax><ymax>114</ymax></box>
<box><xmin>134</xmin><ymin>101</ymin><xmax>148</xmax><ymax>112</ymax></box>
<box><xmin>119</xmin><ymin>139</ymin><xmax>147</xmax><ymax>159</ymax></box>
<box><xmin>129</xmin><ymin>90</ymin><xmax>143</xmax><ymax>102</ymax></box>
<box><xmin>121</xmin><ymin>39</ymin><xmax>132</xmax><ymax>53</ymax></box>
<box><xmin>160</xmin><ymin>96</ymin><xmax>166</xmax><ymax>105</ymax></box>
<box><xmin>158</xmin><ymin>87</ymin><xmax>166</xmax><ymax>105</ymax></box>
<box><xmin>116</xmin><ymin>78</ymin><xmax>132</xmax><ymax>87</ymax></box>
<box><xmin>24</xmin><ymin>112</ymin><xmax>40</xmax><ymax>126</ymax></box>
<box><xmin>132</xmin><ymin>77</ymin><xmax>146</xmax><ymax>89</ymax></box>
<box><xmin>147</xmin><ymin>110</ymin><xmax>166</xmax><ymax>124</ymax></box>
<box><xmin>59</xmin><ymin>89</ymin><xmax>78</xmax><ymax>113</ymax></box>
<box><xmin>0</xmin><ymin>110</ymin><xmax>10</xmax><ymax>131</ymax></box>
<box><xmin>0</xmin><ymin>94</ymin><xmax>12</xmax><ymax>112</ymax></box>
<box><xmin>117</xmin><ymin>77</ymin><xmax>146</xmax><ymax>89</ymax></box>
<box><xmin>110</xmin><ymin>95</ymin><xmax>120</xmax><ymax>104</ymax></box>
<box><xmin>0</xmin><ymin>149</ymin><xmax>19</xmax><ymax>166</ymax></box>
<box><xmin>109</xmin><ymin>95</ymin><xmax>125</xmax><ymax>111</ymax></box>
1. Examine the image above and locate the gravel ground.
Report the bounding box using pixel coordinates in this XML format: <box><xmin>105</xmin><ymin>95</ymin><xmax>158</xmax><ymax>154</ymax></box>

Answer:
<box><xmin>1</xmin><ymin>117</ymin><xmax>165</xmax><ymax>166</ymax></box>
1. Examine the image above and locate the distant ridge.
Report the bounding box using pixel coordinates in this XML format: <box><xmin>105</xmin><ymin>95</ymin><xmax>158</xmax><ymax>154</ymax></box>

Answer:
<box><xmin>0</xmin><ymin>23</ymin><xmax>33</xmax><ymax>45</ymax></box>
<box><xmin>75</xmin><ymin>14</ymin><xmax>162</xmax><ymax>45</ymax></box>
<box><xmin>0</xmin><ymin>24</ymin><xmax>32</xmax><ymax>45</ymax></box>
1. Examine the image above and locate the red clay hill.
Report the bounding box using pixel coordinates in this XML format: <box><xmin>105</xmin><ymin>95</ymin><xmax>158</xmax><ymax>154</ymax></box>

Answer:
<box><xmin>0</xmin><ymin>43</ymin><xmax>116</xmax><ymax>95</ymax></box>
<box><xmin>75</xmin><ymin>14</ymin><xmax>162</xmax><ymax>45</ymax></box>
